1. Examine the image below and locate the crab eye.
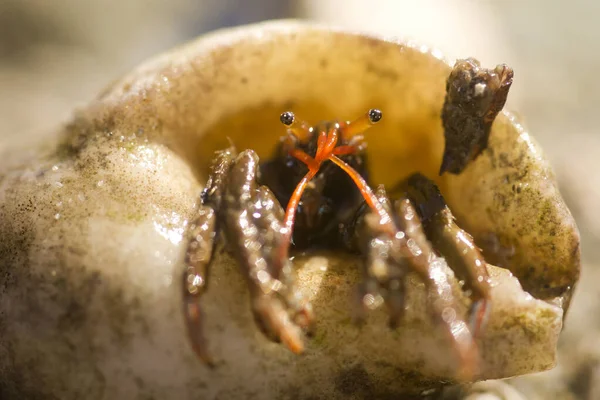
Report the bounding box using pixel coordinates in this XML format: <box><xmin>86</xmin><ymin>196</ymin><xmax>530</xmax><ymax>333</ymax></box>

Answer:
<box><xmin>341</xmin><ymin>108</ymin><xmax>383</xmax><ymax>141</ymax></box>
<box><xmin>368</xmin><ymin>109</ymin><xmax>382</xmax><ymax>123</ymax></box>
<box><xmin>280</xmin><ymin>111</ymin><xmax>295</xmax><ymax>126</ymax></box>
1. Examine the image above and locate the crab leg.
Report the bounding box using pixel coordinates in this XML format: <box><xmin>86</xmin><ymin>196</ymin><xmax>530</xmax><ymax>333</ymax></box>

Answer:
<box><xmin>347</xmin><ymin>186</ymin><xmax>407</xmax><ymax>327</ymax></box>
<box><xmin>183</xmin><ymin>206</ymin><xmax>217</xmax><ymax>365</ymax></box>
<box><xmin>222</xmin><ymin>150</ymin><xmax>314</xmax><ymax>353</ymax></box>
<box><xmin>346</xmin><ymin>185</ymin><xmax>479</xmax><ymax>379</ymax></box>
<box><xmin>182</xmin><ymin>148</ymin><xmax>237</xmax><ymax>365</ymax></box>
<box><xmin>327</xmin><ymin>151</ymin><xmax>479</xmax><ymax>377</ymax></box>
<box><xmin>393</xmin><ymin>197</ymin><xmax>479</xmax><ymax>379</ymax></box>
<box><xmin>183</xmin><ymin>147</ymin><xmax>314</xmax><ymax>362</ymax></box>
<box><xmin>404</xmin><ymin>173</ymin><xmax>492</xmax><ymax>340</ymax></box>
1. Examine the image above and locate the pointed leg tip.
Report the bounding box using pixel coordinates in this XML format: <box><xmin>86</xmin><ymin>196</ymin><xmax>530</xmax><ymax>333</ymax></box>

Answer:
<box><xmin>455</xmin><ymin>345</ymin><xmax>481</xmax><ymax>383</ymax></box>
<box><xmin>190</xmin><ymin>341</ymin><xmax>217</xmax><ymax>368</ymax></box>
<box><xmin>281</xmin><ymin>328</ymin><xmax>306</xmax><ymax>355</ymax></box>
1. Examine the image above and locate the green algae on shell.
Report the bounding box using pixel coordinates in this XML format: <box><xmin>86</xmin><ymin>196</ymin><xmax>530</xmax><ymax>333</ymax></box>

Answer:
<box><xmin>0</xmin><ymin>20</ymin><xmax>579</xmax><ymax>399</ymax></box>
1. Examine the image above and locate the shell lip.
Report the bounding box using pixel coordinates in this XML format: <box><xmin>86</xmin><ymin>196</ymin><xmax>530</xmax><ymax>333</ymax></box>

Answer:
<box><xmin>110</xmin><ymin>19</ymin><xmax>455</xmax><ymax>92</ymax></box>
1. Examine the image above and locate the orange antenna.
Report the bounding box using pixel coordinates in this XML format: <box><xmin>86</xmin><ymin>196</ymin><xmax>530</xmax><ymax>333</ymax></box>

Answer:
<box><xmin>280</xmin><ymin>112</ymin><xmax>312</xmax><ymax>143</ymax></box>
<box><xmin>341</xmin><ymin>108</ymin><xmax>382</xmax><ymax>140</ymax></box>
<box><xmin>276</xmin><ymin>111</ymin><xmax>395</xmax><ymax>271</ymax></box>
<box><xmin>328</xmin><ymin>155</ymin><xmax>394</xmax><ymax>233</ymax></box>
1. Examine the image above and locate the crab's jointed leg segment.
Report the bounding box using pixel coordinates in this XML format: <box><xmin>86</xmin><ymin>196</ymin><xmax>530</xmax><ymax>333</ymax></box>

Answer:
<box><xmin>403</xmin><ymin>173</ymin><xmax>492</xmax><ymax>340</ymax></box>
<box><xmin>223</xmin><ymin>150</ymin><xmax>314</xmax><ymax>353</ymax></box>
<box><xmin>347</xmin><ymin>185</ymin><xmax>479</xmax><ymax>379</ymax></box>
<box><xmin>348</xmin><ymin>186</ymin><xmax>407</xmax><ymax>327</ymax></box>
<box><xmin>183</xmin><ymin>205</ymin><xmax>218</xmax><ymax>365</ymax></box>
<box><xmin>182</xmin><ymin>148</ymin><xmax>237</xmax><ymax>365</ymax></box>
<box><xmin>183</xmin><ymin>147</ymin><xmax>314</xmax><ymax>362</ymax></box>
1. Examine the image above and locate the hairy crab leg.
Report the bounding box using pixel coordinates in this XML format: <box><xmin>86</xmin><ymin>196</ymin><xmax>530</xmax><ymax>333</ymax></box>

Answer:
<box><xmin>346</xmin><ymin>185</ymin><xmax>479</xmax><ymax>380</ymax></box>
<box><xmin>394</xmin><ymin>198</ymin><xmax>479</xmax><ymax>380</ymax></box>
<box><xmin>223</xmin><ymin>150</ymin><xmax>313</xmax><ymax>353</ymax></box>
<box><xmin>348</xmin><ymin>186</ymin><xmax>407</xmax><ymax>327</ymax></box>
<box><xmin>404</xmin><ymin>173</ymin><xmax>492</xmax><ymax>340</ymax></box>
<box><xmin>328</xmin><ymin>154</ymin><xmax>462</xmax><ymax>288</ymax></box>
<box><xmin>183</xmin><ymin>146</ymin><xmax>314</xmax><ymax>362</ymax></box>
<box><xmin>182</xmin><ymin>147</ymin><xmax>237</xmax><ymax>365</ymax></box>
<box><xmin>183</xmin><ymin>206</ymin><xmax>218</xmax><ymax>366</ymax></box>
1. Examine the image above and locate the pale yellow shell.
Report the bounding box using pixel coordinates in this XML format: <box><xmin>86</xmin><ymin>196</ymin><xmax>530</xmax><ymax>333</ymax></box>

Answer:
<box><xmin>0</xmin><ymin>20</ymin><xmax>580</xmax><ymax>398</ymax></box>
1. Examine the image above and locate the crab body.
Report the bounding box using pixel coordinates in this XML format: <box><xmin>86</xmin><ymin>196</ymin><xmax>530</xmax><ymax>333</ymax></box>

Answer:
<box><xmin>259</xmin><ymin>119</ymin><xmax>367</xmax><ymax>249</ymax></box>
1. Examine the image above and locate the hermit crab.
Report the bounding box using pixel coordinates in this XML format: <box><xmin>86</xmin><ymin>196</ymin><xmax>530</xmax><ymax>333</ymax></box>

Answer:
<box><xmin>0</xmin><ymin>21</ymin><xmax>580</xmax><ymax>399</ymax></box>
<box><xmin>182</xmin><ymin>58</ymin><xmax>514</xmax><ymax>376</ymax></box>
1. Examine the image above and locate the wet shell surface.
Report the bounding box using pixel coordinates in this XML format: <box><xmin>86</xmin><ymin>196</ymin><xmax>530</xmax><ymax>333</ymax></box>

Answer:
<box><xmin>0</xmin><ymin>20</ymin><xmax>580</xmax><ymax>399</ymax></box>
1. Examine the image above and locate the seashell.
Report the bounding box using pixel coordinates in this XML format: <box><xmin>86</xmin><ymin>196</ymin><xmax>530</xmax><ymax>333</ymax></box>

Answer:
<box><xmin>0</xmin><ymin>20</ymin><xmax>579</xmax><ymax>399</ymax></box>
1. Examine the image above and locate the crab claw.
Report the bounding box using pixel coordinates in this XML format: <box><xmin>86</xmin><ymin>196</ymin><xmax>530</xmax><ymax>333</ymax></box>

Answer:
<box><xmin>223</xmin><ymin>150</ymin><xmax>314</xmax><ymax>353</ymax></box>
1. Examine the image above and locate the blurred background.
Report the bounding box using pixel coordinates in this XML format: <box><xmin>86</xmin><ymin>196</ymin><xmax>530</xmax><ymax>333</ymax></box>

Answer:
<box><xmin>0</xmin><ymin>0</ymin><xmax>598</xmax><ymax>398</ymax></box>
